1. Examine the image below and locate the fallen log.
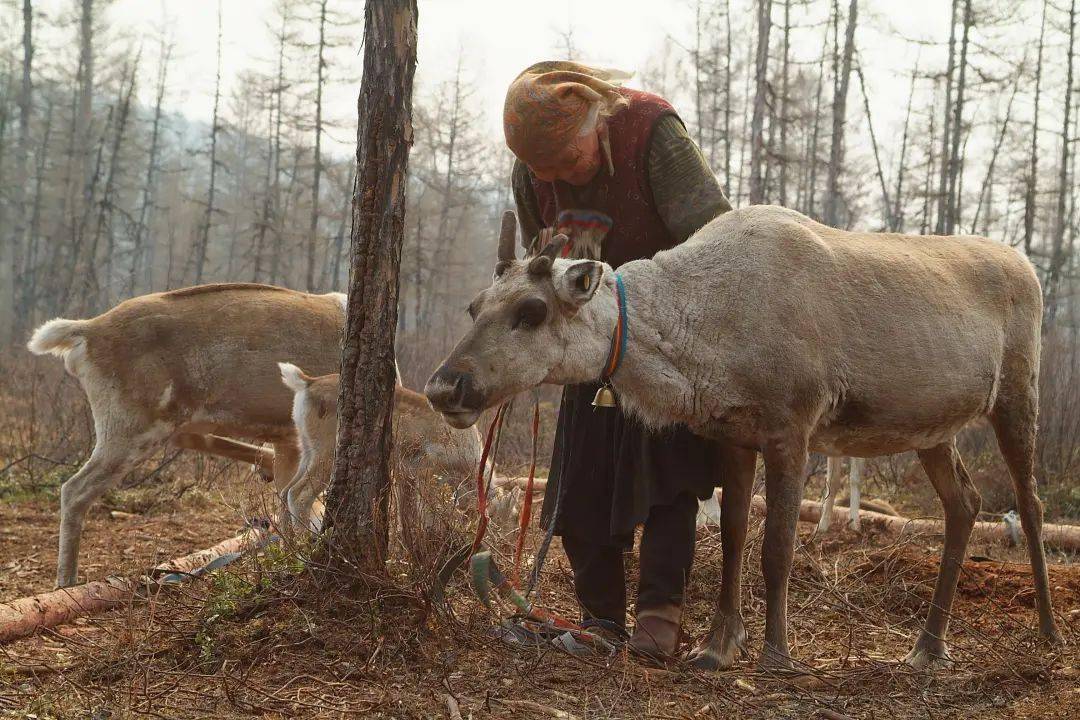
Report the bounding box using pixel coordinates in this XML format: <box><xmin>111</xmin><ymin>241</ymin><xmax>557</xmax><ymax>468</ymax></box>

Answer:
<box><xmin>731</xmin><ymin>492</ymin><xmax>1080</xmax><ymax>552</ymax></box>
<box><xmin>0</xmin><ymin>527</ymin><xmax>268</xmax><ymax>644</ymax></box>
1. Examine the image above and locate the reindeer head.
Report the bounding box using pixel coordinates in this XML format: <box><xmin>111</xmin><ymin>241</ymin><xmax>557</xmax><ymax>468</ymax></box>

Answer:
<box><xmin>425</xmin><ymin>210</ymin><xmax>615</xmax><ymax>428</ymax></box>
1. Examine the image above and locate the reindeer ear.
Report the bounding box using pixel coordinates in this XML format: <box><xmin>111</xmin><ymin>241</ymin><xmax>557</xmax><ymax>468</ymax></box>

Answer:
<box><xmin>553</xmin><ymin>260</ymin><xmax>603</xmax><ymax>308</ymax></box>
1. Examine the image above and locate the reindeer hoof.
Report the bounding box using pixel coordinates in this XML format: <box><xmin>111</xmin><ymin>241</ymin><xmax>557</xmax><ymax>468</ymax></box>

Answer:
<box><xmin>687</xmin><ymin>646</ymin><xmax>730</xmax><ymax>671</ymax></box>
<box><xmin>687</xmin><ymin>619</ymin><xmax>747</xmax><ymax>671</ymax></box>
<box><xmin>756</xmin><ymin>643</ymin><xmax>794</xmax><ymax>672</ymax></box>
<box><xmin>903</xmin><ymin>642</ymin><xmax>953</xmax><ymax>670</ymax></box>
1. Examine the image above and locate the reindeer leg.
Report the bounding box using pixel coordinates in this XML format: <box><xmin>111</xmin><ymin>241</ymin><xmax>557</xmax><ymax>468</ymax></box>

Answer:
<box><xmin>848</xmin><ymin>457</ymin><xmax>863</xmax><ymax>530</ymax></box>
<box><xmin>758</xmin><ymin>435</ymin><xmax>808</xmax><ymax>671</ymax></box>
<box><xmin>990</xmin><ymin>395</ymin><xmax>1061</xmax><ymax>644</ymax></box>
<box><xmin>688</xmin><ymin>444</ymin><xmax>757</xmax><ymax>670</ymax></box>
<box><xmin>904</xmin><ymin>441</ymin><xmax>981</xmax><ymax>669</ymax></box>
<box><xmin>816</xmin><ymin>456</ymin><xmax>844</xmax><ymax>533</ymax></box>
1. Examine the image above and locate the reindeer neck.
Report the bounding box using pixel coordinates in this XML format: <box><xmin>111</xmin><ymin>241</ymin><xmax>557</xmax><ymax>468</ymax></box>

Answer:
<box><xmin>607</xmin><ymin>261</ymin><xmax>697</xmax><ymax>430</ymax></box>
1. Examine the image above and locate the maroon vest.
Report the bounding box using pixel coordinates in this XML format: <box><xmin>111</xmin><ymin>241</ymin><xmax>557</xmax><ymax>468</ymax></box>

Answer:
<box><xmin>531</xmin><ymin>88</ymin><xmax>680</xmax><ymax>269</ymax></box>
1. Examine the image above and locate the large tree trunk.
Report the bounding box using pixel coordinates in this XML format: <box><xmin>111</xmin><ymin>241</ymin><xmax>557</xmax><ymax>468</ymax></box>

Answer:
<box><xmin>322</xmin><ymin>0</ymin><xmax>417</xmax><ymax>578</ymax></box>
<box><xmin>823</xmin><ymin>0</ymin><xmax>858</xmax><ymax>228</ymax></box>
<box><xmin>748</xmin><ymin>0</ymin><xmax>772</xmax><ymax>205</ymax></box>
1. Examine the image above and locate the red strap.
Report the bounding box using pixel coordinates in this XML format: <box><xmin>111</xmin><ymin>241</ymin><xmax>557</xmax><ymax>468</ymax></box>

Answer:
<box><xmin>470</xmin><ymin>403</ymin><xmax>507</xmax><ymax>556</ymax></box>
<box><xmin>511</xmin><ymin>401</ymin><xmax>540</xmax><ymax>586</ymax></box>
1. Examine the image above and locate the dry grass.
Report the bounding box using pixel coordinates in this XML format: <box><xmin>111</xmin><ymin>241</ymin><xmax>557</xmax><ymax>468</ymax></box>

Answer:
<box><xmin>2</xmin><ymin>494</ymin><xmax>1078</xmax><ymax>719</ymax></box>
<box><xmin>2</xmin><ymin>349</ymin><xmax>1079</xmax><ymax>718</ymax></box>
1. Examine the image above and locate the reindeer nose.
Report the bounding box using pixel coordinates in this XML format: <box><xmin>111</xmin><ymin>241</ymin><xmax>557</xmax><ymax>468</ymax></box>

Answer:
<box><xmin>425</xmin><ymin>366</ymin><xmax>481</xmax><ymax>411</ymax></box>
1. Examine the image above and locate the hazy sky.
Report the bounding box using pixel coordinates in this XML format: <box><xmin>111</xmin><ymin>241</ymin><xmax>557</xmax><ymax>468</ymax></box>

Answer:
<box><xmin>31</xmin><ymin>0</ymin><xmax>995</xmax><ymax>160</ymax></box>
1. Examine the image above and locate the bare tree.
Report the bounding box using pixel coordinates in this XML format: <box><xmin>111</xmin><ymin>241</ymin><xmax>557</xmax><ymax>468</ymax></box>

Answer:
<box><xmin>749</xmin><ymin>0</ymin><xmax>772</xmax><ymax>205</ymax></box>
<box><xmin>322</xmin><ymin>0</ymin><xmax>418</xmax><ymax>577</ymax></box>
<box><xmin>935</xmin><ymin>0</ymin><xmax>959</xmax><ymax>234</ymax></box>
<box><xmin>1046</xmin><ymin>0</ymin><xmax>1077</xmax><ymax>323</ymax></box>
<box><xmin>823</xmin><ymin>0</ymin><xmax>857</xmax><ymax>228</ymax></box>
<box><xmin>892</xmin><ymin>60</ymin><xmax>919</xmax><ymax>232</ymax></box>
<box><xmin>944</xmin><ymin>0</ymin><xmax>972</xmax><ymax>235</ymax></box>
<box><xmin>194</xmin><ymin>1</ymin><xmax>224</xmax><ymax>285</ymax></box>
<box><xmin>305</xmin><ymin>0</ymin><xmax>329</xmax><ymax>291</ymax></box>
<box><xmin>1024</xmin><ymin>0</ymin><xmax>1049</xmax><ymax>257</ymax></box>
<box><xmin>2</xmin><ymin>0</ymin><xmax>33</xmax><ymax>343</ymax></box>
<box><xmin>856</xmin><ymin>58</ymin><xmax>890</xmax><ymax>229</ymax></box>
<box><xmin>130</xmin><ymin>33</ymin><xmax>172</xmax><ymax>296</ymax></box>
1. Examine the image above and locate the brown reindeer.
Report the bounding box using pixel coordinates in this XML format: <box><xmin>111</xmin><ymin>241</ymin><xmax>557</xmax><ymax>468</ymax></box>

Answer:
<box><xmin>27</xmin><ymin>283</ymin><xmax>346</xmax><ymax>587</ymax></box>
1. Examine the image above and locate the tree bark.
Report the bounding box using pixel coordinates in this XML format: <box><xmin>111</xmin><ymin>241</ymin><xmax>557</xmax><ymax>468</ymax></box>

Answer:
<box><xmin>748</xmin><ymin>0</ymin><xmax>772</xmax><ymax>205</ymax></box>
<box><xmin>322</xmin><ymin>0</ymin><xmax>418</xmax><ymax>579</ymax></box>
<box><xmin>823</xmin><ymin>0</ymin><xmax>858</xmax><ymax>228</ymax></box>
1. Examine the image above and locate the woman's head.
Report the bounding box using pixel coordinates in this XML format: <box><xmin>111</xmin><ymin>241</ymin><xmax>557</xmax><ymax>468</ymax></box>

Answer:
<box><xmin>503</xmin><ymin>61</ymin><xmax>631</xmax><ymax>186</ymax></box>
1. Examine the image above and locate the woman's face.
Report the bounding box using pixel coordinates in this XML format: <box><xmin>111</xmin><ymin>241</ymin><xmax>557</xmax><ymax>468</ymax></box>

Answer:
<box><xmin>527</xmin><ymin>125</ymin><xmax>602</xmax><ymax>186</ymax></box>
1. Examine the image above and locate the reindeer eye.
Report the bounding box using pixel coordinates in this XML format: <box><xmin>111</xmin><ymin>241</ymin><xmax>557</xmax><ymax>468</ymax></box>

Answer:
<box><xmin>513</xmin><ymin>298</ymin><xmax>547</xmax><ymax>330</ymax></box>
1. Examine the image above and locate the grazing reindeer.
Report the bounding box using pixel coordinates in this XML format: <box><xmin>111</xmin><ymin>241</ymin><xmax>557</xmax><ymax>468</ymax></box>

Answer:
<box><xmin>277</xmin><ymin>364</ymin><xmax>518</xmax><ymax>536</ymax></box>
<box><xmin>426</xmin><ymin>207</ymin><xmax>1060</xmax><ymax>670</ymax></box>
<box><xmin>26</xmin><ymin>283</ymin><xmax>346</xmax><ymax>587</ymax></box>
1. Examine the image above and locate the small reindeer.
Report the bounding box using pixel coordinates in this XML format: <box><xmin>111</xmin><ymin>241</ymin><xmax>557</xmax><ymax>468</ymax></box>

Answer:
<box><xmin>278</xmin><ymin>364</ymin><xmax>518</xmax><ymax>535</ymax></box>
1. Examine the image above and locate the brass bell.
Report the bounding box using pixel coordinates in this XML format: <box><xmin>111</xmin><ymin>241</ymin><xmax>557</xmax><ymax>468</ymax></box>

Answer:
<box><xmin>592</xmin><ymin>385</ymin><xmax>617</xmax><ymax>408</ymax></box>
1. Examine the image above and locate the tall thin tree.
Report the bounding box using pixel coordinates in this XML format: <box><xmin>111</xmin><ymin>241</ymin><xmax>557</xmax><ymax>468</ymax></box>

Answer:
<box><xmin>195</xmin><ymin>1</ymin><xmax>224</xmax><ymax>285</ymax></box>
<box><xmin>306</xmin><ymin>0</ymin><xmax>329</xmax><ymax>291</ymax></box>
<box><xmin>322</xmin><ymin>0</ymin><xmax>418</xmax><ymax>577</ymax></box>
<box><xmin>1024</xmin><ymin>0</ymin><xmax>1049</xmax><ymax>257</ymax></box>
<box><xmin>823</xmin><ymin>0</ymin><xmax>858</xmax><ymax>228</ymax></box>
<box><xmin>748</xmin><ymin>0</ymin><xmax>772</xmax><ymax>205</ymax></box>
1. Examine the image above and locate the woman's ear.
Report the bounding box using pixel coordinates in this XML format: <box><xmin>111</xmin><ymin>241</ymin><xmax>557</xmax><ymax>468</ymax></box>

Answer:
<box><xmin>554</xmin><ymin>260</ymin><xmax>603</xmax><ymax>308</ymax></box>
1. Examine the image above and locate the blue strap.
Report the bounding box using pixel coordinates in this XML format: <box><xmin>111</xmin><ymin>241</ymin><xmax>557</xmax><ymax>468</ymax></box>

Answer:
<box><xmin>614</xmin><ymin>273</ymin><xmax>628</xmax><ymax>377</ymax></box>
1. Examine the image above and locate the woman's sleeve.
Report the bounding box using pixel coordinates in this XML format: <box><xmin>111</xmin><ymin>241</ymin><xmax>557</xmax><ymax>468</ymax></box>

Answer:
<box><xmin>647</xmin><ymin>115</ymin><xmax>733</xmax><ymax>244</ymax></box>
<box><xmin>511</xmin><ymin>159</ymin><xmax>544</xmax><ymax>253</ymax></box>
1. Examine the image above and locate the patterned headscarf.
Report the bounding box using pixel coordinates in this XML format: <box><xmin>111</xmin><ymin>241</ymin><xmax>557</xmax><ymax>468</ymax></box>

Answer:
<box><xmin>503</xmin><ymin>61</ymin><xmax>632</xmax><ymax>167</ymax></box>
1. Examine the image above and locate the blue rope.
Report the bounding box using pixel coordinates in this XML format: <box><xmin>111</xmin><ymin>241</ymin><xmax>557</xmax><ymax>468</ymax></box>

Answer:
<box><xmin>613</xmin><ymin>273</ymin><xmax>628</xmax><ymax>378</ymax></box>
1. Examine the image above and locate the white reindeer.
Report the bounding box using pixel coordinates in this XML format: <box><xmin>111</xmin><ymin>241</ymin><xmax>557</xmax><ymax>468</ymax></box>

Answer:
<box><xmin>277</xmin><ymin>363</ymin><xmax>518</xmax><ymax>535</ymax></box>
<box><xmin>426</xmin><ymin>207</ymin><xmax>1060</xmax><ymax>670</ymax></box>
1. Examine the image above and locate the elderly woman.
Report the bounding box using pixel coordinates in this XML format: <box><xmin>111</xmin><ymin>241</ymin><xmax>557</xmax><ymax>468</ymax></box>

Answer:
<box><xmin>503</xmin><ymin>61</ymin><xmax>732</xmax><ymax>658</ymax></box>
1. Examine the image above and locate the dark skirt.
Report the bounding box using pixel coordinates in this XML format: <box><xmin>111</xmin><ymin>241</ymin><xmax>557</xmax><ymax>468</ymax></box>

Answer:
<box><xmin>539</xmin><ymin>382</ymin><xmax>722</xmax><ymax>547</ymax></box>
